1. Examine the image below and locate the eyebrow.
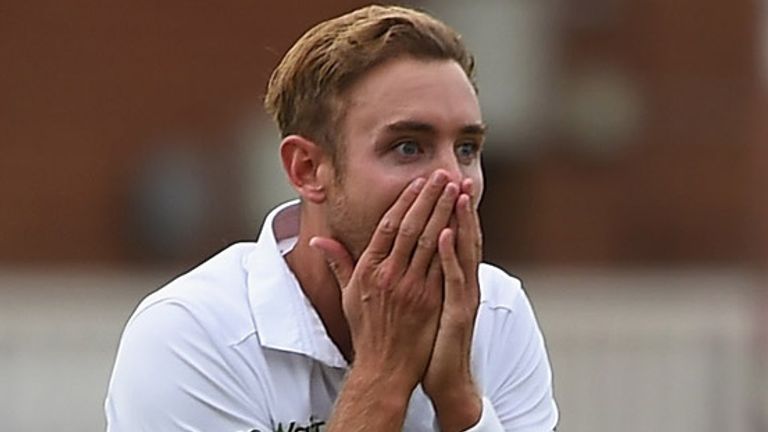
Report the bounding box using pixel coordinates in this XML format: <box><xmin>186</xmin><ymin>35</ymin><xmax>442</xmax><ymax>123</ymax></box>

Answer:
<box><xmin>384</xmin><ymin>120</ymin><xmax>487</xmax><ymax>136</ymax></box>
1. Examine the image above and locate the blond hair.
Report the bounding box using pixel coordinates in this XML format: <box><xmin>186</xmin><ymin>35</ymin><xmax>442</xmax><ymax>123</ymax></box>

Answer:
<box><xmin>264</xmin><ymin>5</ymin><xmax>475</xmax><ymax>160</ymax></box>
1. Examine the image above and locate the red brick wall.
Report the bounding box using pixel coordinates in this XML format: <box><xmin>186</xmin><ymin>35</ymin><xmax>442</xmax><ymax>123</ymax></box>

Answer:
<box><xmin>1</xmin><ymin>1</ymin><xmax>764</xmax><ymax>266</ymax></box>
<box><xmin>482</xmin><ymin>0</ymin><xmax>762</xmax><ymax>265</ymax></box>
<box><xmin>0</xmin><ymin>1</ymin><xmax>367</xmax><ymax>264</ymax></box>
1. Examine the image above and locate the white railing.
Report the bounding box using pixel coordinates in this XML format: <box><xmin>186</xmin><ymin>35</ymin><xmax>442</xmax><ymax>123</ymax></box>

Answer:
<box><xmin>0</xmin><ymin>268</ymin><xmax>764</xmax><ymax>432</ymax></box>
<box><xmin>523</xmin><ymin>269</ymin><xmax>765</xmax><ymax>432</ymax></box>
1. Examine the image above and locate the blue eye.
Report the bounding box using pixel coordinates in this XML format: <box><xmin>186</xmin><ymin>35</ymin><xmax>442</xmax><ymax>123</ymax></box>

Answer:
<box><xmin>395</xmin><ymin>140</ymin><xmax>421</xmax><ymax>157</ymax></box>
<box><xmin>456</xmin><ymin>142</ymin><xmax>479</xmax><ymax>161</ymax></box>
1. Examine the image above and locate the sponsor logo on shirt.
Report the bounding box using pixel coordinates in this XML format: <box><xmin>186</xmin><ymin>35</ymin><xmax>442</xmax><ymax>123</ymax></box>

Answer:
<box><xmin>250</xmin><ymin>416</ymin><xmax>325</xmax><ymax>432</ymax></box>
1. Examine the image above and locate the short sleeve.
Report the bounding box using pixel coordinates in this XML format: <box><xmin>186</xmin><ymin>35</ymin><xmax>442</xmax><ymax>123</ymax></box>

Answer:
<box><xmin>476</xmin><ymin>279</ymin><xmax>559</xmax><ymax>431</ymax></box>
<box><xmin>463</xmin><ymin>397</ymin><xmax>504</xmax><ymax>432</ymax></box>
<box><xmin>105</xmin><ymin>301</ymin><xmax>271</xmax><ymax>432</ymax></box>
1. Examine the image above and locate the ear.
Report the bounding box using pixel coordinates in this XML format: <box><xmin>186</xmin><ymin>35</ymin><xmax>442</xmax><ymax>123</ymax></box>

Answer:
<box><xmin>280</xmin><ymin>135</ymin><xmax>333</xmax><ymax>203</ymax></box>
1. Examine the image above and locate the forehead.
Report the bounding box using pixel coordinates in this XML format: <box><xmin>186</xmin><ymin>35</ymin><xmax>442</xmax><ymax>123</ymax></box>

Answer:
<box><xmin>340</xmin><ymin>57</ymin><xmax>482</xmax><ymax>137</ymax></box>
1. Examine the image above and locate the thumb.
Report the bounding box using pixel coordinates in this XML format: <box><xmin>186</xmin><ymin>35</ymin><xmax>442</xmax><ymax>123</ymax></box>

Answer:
<box><xmin>309</xmin><ymin>236</ymin><xmax>354</xmax><ymax>289</ymax></box>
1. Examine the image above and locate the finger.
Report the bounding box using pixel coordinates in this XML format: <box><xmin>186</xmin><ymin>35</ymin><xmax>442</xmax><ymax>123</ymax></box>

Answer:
<box><xmin>461</xmin><ymin>177</ymin><xmax>479</xmax><ymax>209</ymax></box>
<box><xmin>438</xmin><ymin>228</ymin><xmax>465</xmax><ymax>304</ymax></box>
<box><xmin>409</xmin><ymin>181</ymin><xmax>459</xmax><ymax>276</ymax></box>
<box><xmin>365</xmin><ymin>177</ymin><xmax>426</xmax><ymax>261</ymax></box>
<box><xmin>389</xmin><ymin>170</ymin><xmax>450</xmax><ymax>267</ymax></box>
<box><xmin>425</xmin><ymin>254</ymin><xmax>443</xmax><ymax>297</ymax></box>
<box><xmin>461</xmin><ymin>178</ymin><xmax>483</xmax><ymax>251</ymax></box>
<box><xmin>456</xmin><ymin>193</ymin><xmax>482</xmax><ymax>273</ymax></box>
<box><xmin>422</xmin><ymin>255</ymin><xmax>444</xmax><ymax>316</ymax></box>
<box><xmin>309</xmin><ymin>236</ymin><xmax>355</xmax><ymax>289</ymax></box>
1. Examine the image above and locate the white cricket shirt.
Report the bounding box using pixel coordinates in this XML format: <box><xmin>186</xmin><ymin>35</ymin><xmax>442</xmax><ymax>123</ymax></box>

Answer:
<box><xmin>105</xmin><ymin>200</ymin><xmax>558</xmax><ymax>431</ymax></box>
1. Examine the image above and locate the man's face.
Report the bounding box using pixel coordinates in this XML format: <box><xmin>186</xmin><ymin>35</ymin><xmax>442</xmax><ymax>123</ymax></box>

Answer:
<box><xmin>325</xmin><ymin>57</ymin><xmax>485</xmax><ymax>259</ymax></box>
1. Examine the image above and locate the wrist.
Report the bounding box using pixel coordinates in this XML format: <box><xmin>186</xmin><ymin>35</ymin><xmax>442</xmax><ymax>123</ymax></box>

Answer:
<box><xmin>328</xmin><ymin>364</ymin><xmax>415</xmax><ymax>431</ymax></box>
<box><xmin>346</xmin><ymin>360</ymin><xmax>418</xmax><ymax>402</ymax></box>
<box><xmin>430</xmin><ymin>385</ymin><xmax>483</xmax><ymax>432</ymax></box>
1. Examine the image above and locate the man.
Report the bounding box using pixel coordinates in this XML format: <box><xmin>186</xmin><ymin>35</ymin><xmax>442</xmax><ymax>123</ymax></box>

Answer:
<box><xmin>105</xmin><ymin>5</ymin><xmax>558</xmax><ymax>432</ymax></box>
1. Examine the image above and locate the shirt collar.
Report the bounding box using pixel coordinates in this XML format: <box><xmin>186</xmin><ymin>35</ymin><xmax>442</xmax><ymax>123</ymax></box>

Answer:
<box><xmin>245</xmin><ymin>199</ymin><xmax>348</xmax><ymax>369</ymax></box>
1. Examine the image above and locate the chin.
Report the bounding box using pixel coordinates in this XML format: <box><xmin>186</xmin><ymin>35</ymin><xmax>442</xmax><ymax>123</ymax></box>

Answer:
<box><xmin>334</xmin><ymin>226</ymin><xmax>374</xmax><ymax>262</ymax></box>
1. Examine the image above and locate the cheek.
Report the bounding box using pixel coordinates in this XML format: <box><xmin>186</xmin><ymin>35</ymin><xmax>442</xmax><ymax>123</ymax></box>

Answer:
<box><xmin>464</xmin><ymin>167</ymin><xmax>484</xmax><ymax>207</ymax></box>
<box><xmin>342</xmin><ymin>173</ymin><xmax>409</xmax><ymax>220</ymax></box>
<box><xmin>377</xmin><ymin>178</ymin><xmax>415</xmax><ymax>215</ymax></box>
<box><xmin>475</xmin><ymin>174</ymin><xmax>485</xmax><ymax>205</ymax></box>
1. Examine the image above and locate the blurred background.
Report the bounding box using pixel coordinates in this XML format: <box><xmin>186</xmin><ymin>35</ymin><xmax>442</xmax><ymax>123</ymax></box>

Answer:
<box><xmin>1</xmin><ymin>0</ymin><xmax>766</xmax><ymax>430</ymax></box>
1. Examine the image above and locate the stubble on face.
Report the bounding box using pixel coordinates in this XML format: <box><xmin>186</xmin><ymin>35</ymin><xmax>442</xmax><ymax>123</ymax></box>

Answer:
<box><xmin>320</xmin><ymin>58</ymin><xmax>484</xmax><ymax>263</ymax></box>
<box><xmin>325</xmin><ymin>176</ymin><xmax>380</xmax><ymax>262</ymax></box>
<box><xmin>322</xmin><ymin>103</ymin><xmax>393</xmax><ymax>263</ymax></box>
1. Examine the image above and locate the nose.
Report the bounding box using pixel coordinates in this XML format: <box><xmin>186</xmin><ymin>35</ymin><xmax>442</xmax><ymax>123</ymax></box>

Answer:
<box><xmin>435</xmin><ymin>148</ymin><xmax>464</xmax><ymax>185</ymax></box>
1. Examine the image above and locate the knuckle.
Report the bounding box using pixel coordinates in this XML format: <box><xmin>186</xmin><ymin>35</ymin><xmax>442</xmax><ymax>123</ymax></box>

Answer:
<box><xmin>416</xmin><ymin>235</ymin><xmax>436</xmax><ymax>251</ymax></box>
<box><xmin>399</xmin><ymin>223</ymin><xmax>420</xmax><ymax>239</ymax></box>
<box><xmin>373</xmin><ymin>266</ymin><xmax>396</xmax><ymax>290</ymax></box>
<box><xmin>363</xmin><ymin>249</ymin><xmax>387</xmax><ymax>263</ymax></box>
<box><xmin>399</xmin><ymin>275</ymin><xmax>428</xmax><ymax>300</ymax></box>
<box><xmin>378</xmin><ymin>217</ymin><xmax>398</xmax><ymax>236</ymax></box>
<box><xmin>447</xmin><ymin>272</ymin><xmax>466</xmax><ymax>286</ymax></box>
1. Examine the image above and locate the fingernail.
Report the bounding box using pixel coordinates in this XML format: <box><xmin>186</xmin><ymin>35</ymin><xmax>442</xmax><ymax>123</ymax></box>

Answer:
<box><xmin>463</xmin><ymin>178</ymin><xmax>474</xmax><ymax>193</ymax></box>
<box><xmin>412</xmin><ymin>177</ymin><xmax>426</xmax><ymax>191</ymax></box>
<box><xmin>445</xmin><ymin>182</ymin><xmax>459</xmax><ymax>196</ymax></box>
<box><xmin>432</xmin><ymin>170</ymin><xmax>447</xmax><ymax>183</ymax></box>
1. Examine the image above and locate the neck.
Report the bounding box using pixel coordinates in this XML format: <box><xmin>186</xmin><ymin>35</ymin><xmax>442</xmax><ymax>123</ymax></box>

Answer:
<box><xmin>284</xmin><ymin>203</ymin><xmax>354</xmax><ymax>363</ymax></box>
